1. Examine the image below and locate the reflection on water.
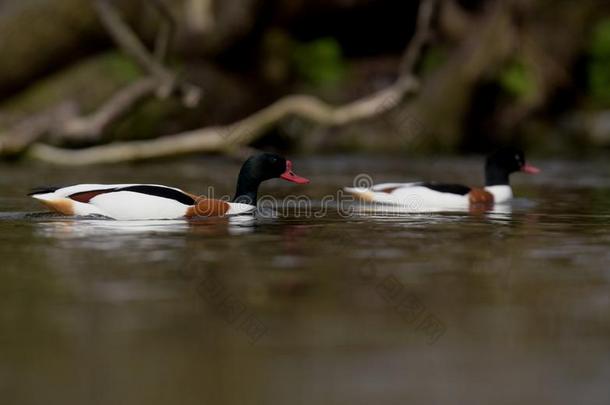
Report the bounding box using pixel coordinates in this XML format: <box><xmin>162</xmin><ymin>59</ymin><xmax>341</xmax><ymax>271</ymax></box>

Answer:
<box><xmin>34</xmin><ymin>215</ymin><xmax>256</xmax><ymax>240</ymax></box>
<box><xmin>0</xmin><ymin>156</ymin><xmax>609</xmax><ymax>405</ymax></box>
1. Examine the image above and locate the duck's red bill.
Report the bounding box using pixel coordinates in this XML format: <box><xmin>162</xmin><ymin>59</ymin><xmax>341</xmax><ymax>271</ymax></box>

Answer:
<box><xmin>521</xmin><ymin>163</ymin><xmax>541</xmax><ymax>174</ymax></box>
<box><xmin>280</xmin><ymin>160</ymin><xmax>310</xmax><ymax>184</ymax></box>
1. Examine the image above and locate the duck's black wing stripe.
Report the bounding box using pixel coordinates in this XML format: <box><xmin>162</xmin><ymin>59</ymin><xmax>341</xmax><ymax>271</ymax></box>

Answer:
<box><xmin>421</xmin><ymin>183</ymin><xmax>471</xmax><ymax>196</ymax></box>
<box><xmin>28</xmin><ymin>186</ymin><xmax>62</xmax><ymax>196</ymax></box>
<box><xmin>116</xmin><ymin>185</ymin><xmax>196</xmax><ymax>205</ymax></box>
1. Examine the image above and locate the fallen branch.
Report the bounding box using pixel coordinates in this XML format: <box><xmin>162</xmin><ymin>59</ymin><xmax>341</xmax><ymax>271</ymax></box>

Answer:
<box><xmin>30</xmin><ymin>78</ymin><xmax>419</xmax><ymax>165</ymax></box>
<box><xmin>28</xmin><ymin>0</ymin><xmax>438</xmax><ymax>165</ymax></box>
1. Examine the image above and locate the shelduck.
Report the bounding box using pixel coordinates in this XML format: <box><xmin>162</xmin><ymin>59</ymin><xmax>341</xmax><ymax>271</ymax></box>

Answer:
<box><xmin>30</xmin><ymin>153</ymin><xmax>310</xmax><ymax>220</ymax></box>
<box><xmin>344</xmin><ymin>148</ymin><xmax>540</xmax><ymax>210</ymax></box>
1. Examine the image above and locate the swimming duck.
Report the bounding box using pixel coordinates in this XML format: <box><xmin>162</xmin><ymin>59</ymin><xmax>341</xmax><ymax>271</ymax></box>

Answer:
<box><xmin>344</xmin><ymin>148</ymin><xmax>539</xmax><ymax>210</ymax></box>
<box><xmin>30</xmin><ymin>153</ymin><xmax>310</xmax><ymax>220</ymax></box>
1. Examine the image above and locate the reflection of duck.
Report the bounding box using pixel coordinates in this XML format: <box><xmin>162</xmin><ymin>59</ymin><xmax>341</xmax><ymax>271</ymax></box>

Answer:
<box><xmin>35</xmin><ymin>215</ymin><xmax>256</xmax><ymax>242</ymax></box>
<box><xmin>345</xmin><ymin>148</ymin><xmax>539</xmax><ymax>211</ymax></box>
<box><xmin>29</xmin><ymin>154</ymin><xmax>309</xmax><ymax>220</ymax></box>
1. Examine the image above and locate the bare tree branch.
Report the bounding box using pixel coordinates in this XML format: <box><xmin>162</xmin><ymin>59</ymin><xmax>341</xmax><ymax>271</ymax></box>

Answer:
<box><xmin>150</xmin><ymin>0</ymin><xmax>176</xmax><ymax>63</ymax></box>
<box><xmin>53</xmin><ymin>77</ymin><xmax>160</xmax><ymax>142</ymax></box>
<box><xmin>29</xmin><ymin>79</ymin><xmax>419</xmax><ymax>165</ymax></box>
<box><xmin>400</xmin><ymin>0</ymin><xmax>438</xmax><ymax>78</ymax></box>
<box><xmin>92</xmin><ymin>0</ymin><xmax>201</xmax><ymax>105</ymax></box>
<box><xmin>0</xmin><ymin>0</ymin><xmax>201</xmax><ymax>157</ymax></box>
<box><xmin>0</xmin><ymin>78</ymin><xmax>158</xmax><ymax>155</ymax></box>
<box><xmin>93</xmin><ymin>0</ymin><xmax>168</xmax><ymax>79</ymax></box>
<box><xmin>26</xmin><ymin>0</ymin><xmax>438</xmax><ymax>165</ymax></box>
<box><xmin>0</xmin><ymin>103</ymin><xmax>76</xmax><ymax>155</ymax></box>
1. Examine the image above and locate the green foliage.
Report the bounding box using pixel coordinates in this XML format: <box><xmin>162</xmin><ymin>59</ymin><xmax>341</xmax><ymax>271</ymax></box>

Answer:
<box><xmin>588</xmin><ymin>19</ymin><xmax>610</xmax><ymax>106</ymax></box>
<box><xmin>499</xmin><ymin>60</ymin><xmax>535</xmax><ymax>100</ymax></box>
<box><xmin>420</xmin><ymin>46</ymin><xmax>447</xmax><ymax>74</ymax></box>
<box><xmin>1</xmin><ymin>52</ymin><xmax>141</xmax><ymax>117</ymax></box>
<box><xmin>112</xmin><ymin>98</ymin><xmax>180</xmax><ymax>141</ymax></box>
<box><xmin>291</xmin><ymin>38</ymin><xmax>346</xmax><ymax>87</ymax></box>
<box><xmin>97</xmin><ymin>53</ymin><xmax>141</xmax><ymax>82</ymax></box>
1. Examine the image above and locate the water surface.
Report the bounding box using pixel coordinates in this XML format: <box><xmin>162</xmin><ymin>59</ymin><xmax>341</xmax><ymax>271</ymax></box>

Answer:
<box><xmin>1</xmin><ymin>155</ymin><xmax>609</xmax><ymax>405</ymax></box>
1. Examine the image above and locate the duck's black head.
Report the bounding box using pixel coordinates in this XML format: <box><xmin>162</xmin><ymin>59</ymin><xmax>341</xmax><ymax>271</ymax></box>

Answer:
<box><xmin>485</xmin><ymin>147</ymin><xmax>540</xmax><ymax>186</ymax></box>
<box><xmin>233</xmin><ymin>153</ymin><xmax>310</xmax><ymax>204</ymax></box>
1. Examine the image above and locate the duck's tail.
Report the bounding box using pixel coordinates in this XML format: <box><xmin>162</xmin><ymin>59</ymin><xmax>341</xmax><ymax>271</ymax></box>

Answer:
<box><xmin>28</xmin><ymin>187</ymin><xmax>61</xmax><ymax>198</ymax></box>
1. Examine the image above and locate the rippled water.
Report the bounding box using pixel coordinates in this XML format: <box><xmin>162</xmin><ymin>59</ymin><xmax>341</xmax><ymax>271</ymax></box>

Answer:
<box><xmin>1</xmin><ymin>155</ymin><xmax>609</xmax><ymax>405</ymax></box>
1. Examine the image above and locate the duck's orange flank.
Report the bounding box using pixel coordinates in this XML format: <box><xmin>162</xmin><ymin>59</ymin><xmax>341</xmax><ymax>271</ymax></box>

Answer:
<box><xmin>187</xmin><ymin>198</ymin><xmax>231</xmax><ymax>217</ymax></box>
<box><xmin>468</xmin><ymin>188</ymin><xmax>495</xmax><ymax>205</ymax></box>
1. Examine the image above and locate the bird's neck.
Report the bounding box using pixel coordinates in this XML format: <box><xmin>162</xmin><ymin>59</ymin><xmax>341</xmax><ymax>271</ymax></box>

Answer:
<box><xmin>233</xmin><ymin>173</ymin><xmax>260</xmax><ymax>205</ymax></box>
<box><xmin>485</xmin><ymin>165</ymin><xmax>510</xmax><ymax>187</ymax></box>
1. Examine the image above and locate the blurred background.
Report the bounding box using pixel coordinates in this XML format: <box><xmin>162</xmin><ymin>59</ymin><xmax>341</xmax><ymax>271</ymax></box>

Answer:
<box><xmin>2</xmin><ymin>2</ymin><xmax>610</xmax><ymax>405</ymax></box>
<box><xmin>1</xmin><ymin>0</ymin><xmax>609</xmax><ymax>161</ymax></box>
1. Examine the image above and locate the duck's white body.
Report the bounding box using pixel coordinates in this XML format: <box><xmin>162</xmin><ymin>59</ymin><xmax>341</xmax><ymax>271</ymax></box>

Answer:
<box><xmin>344</xmin><ymin>149</ymin><xmax>539</xmax><ymax>212</ymax></box>
<box><xmin>344</xmin><ymin>183</ymin><xmax>513</xmax><ymax>211</ymax></box>
<box><xmin>29</xmin><ymin>154</ymin><xmax>310</xmax><ymax>220</ymax></box>
<box><xmin>31</xmin><ymin>184</ymin><xmax>255</xmax><ymax>220</ymax></box>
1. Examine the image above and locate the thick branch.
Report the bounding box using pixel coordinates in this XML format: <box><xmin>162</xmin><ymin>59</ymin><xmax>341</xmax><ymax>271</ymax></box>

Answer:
<box><xmin>29</xmin><ymin>78</ymin><xmax>420</xmax><ymax>165</ymax></box>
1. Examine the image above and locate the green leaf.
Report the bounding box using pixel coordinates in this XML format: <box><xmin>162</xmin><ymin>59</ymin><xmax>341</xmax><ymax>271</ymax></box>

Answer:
<box><xmin>588</xmin><ymin>18</ymin><xmax>610</xmax><ymax>106</ymax></box>
<box><xmin>292</xmin><ymin>38</ymin><xmax>346</xmax><ymax>87</ymax></box>
<box><xmin>499</xmin><ymin>60</ymin><xmax>535</xmax><ymax>100</ymax></box>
